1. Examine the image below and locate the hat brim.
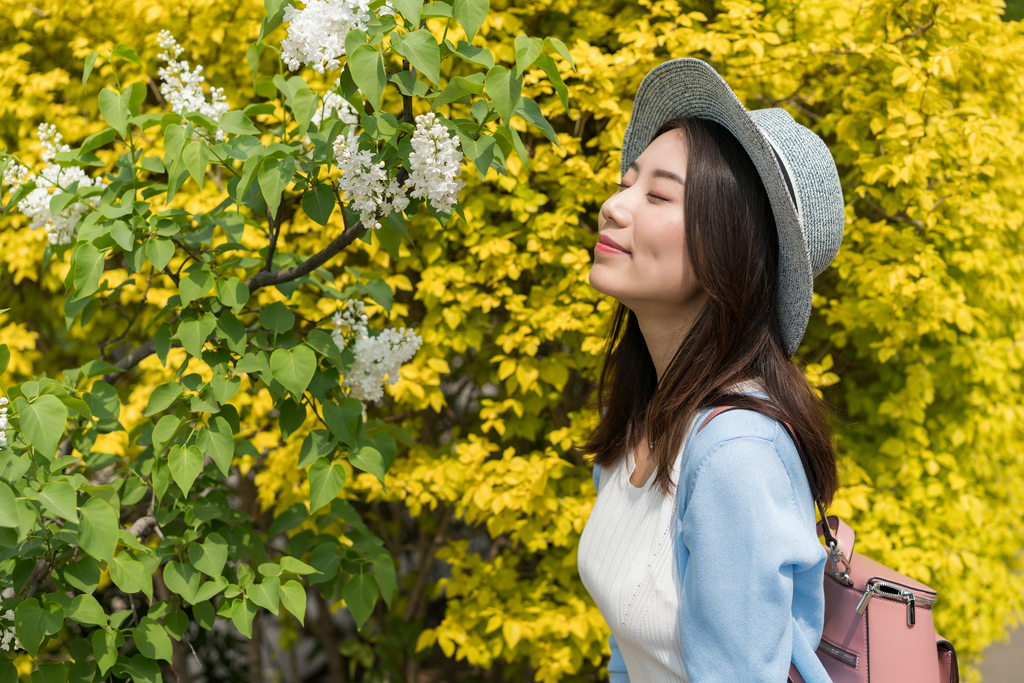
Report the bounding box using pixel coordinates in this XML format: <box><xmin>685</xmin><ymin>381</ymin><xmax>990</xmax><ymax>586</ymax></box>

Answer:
<box><xmin>620</xmin><ymin>58</ymin><xmax>813</xmax><ymax>356</ymax></box>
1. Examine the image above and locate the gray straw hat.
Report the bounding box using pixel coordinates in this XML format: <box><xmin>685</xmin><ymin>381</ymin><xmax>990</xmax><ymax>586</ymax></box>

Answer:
<box><xmin>621</xmin><ymin>58</ymin><xmax>845</xmax><ymax>356</ymax></box>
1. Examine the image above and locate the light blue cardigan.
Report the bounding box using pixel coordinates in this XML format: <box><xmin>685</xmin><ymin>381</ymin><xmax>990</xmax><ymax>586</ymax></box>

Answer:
<box><xmin>591</xmin><ymin>406</ymin><xmax>832</xmax><ymax>683</ymax></box>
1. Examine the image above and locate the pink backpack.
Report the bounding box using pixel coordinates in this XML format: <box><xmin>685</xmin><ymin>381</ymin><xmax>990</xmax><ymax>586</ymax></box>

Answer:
<box><xmin>698</xmin><ymin>408</ymin><xmax>960</xmax><ymax>683</ymax></box>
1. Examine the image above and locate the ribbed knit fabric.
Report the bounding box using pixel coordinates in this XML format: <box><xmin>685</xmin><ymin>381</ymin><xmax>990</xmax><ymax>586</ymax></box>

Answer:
<box><xmin>578</xmin><ymin>416</ymin><xmax>696</xmax><ymax>683</ymax></box>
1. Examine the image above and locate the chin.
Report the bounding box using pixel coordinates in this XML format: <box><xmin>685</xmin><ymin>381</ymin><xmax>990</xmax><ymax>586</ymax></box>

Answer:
<box><xmin>588</xmin><ymin>265</ymin><xmax>624</xmax><ymax>301</ymax></box>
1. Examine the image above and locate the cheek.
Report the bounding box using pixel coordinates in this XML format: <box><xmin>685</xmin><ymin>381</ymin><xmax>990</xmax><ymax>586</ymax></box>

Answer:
<box><xmin>636</xmin><ymin>214</ymin><xmax>687</xmax><ymax>271</ymax></box>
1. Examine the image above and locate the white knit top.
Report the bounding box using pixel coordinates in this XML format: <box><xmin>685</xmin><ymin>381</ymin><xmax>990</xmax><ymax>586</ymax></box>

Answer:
<box><xmin>577</xmin><ymin>416</ymin><xmax>695</xmax><ymax>683</ymax></box>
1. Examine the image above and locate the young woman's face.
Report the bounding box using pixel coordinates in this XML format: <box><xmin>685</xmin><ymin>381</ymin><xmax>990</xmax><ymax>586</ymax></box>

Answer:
<box><xmin>589</xmin><ymin>130</ymin><xmax>703</xmax><ymax>313</ymax></box>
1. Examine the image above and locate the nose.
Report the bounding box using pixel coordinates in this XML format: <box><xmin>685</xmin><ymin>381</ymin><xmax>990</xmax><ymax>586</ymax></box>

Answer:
<box><xmin>600</xmin><ymin>185</ymin><xmax>632</xmax><ymax>230</ymax></box>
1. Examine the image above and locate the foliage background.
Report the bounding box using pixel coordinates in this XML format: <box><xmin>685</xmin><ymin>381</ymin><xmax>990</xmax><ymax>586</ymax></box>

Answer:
<box><xmin>2</xmin><ymin>0</ymin><xmax>1024</xmax><ymax>681</ymax></box>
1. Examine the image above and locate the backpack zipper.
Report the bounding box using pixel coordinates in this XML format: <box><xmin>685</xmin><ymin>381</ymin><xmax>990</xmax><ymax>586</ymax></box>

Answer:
<box><xmin>855</xmin><ymin>579</ymin><xmax>936</xmax><ymax>626</ymax></box>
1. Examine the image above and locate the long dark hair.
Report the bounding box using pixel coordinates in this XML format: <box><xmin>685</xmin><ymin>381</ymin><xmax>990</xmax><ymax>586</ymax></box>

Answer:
<box><xmin>581</xmin><ymin>116</ymin><xmax>838</xmax><ymax>506</ymax></box>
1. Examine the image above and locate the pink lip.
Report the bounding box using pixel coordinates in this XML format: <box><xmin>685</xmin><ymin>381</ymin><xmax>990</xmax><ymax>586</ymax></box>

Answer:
<box><xmin>596</xmin><ymin>234</ymin><xmax>630</xmax><ymax>255</ymax></box>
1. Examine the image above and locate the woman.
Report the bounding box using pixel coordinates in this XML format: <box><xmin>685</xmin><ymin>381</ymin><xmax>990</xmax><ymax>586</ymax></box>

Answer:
<box><xmin>577</xmin><ymin>58</ymin><xmax>844</xmax><ymax>683</ymax></box>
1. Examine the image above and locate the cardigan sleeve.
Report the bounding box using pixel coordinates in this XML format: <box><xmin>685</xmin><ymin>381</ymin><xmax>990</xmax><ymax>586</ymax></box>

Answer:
<box><xmin>678</xmin><ymin>433</ymin><xmax>818</xmax><ymax>683</ymax></box>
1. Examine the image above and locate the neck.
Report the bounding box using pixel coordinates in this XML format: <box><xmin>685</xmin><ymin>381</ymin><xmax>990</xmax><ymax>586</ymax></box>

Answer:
<box><xmin>632</xmin><ymin>294</ymin><xmax>708</xmax><ymax>383</ymax></box>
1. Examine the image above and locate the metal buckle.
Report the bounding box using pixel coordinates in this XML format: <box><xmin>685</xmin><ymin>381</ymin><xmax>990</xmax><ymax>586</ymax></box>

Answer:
<box><xmin>828</xmin><ymin>541</ymin><xmax>852</xmax><ymax>583</ymax></box>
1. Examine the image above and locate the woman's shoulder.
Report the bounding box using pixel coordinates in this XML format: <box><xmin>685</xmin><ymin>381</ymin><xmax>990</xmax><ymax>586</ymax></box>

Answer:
<box><xmin>681</xmin><ymin>406</ymin><xmax>805</xmax><ymax>497</ymax></box>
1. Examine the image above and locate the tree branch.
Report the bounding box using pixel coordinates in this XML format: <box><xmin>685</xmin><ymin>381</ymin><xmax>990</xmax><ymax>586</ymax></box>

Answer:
<box><xmin>245</xmin><ymin>218</ymin><xmax>366</xmax><ymax>293</ymax></box>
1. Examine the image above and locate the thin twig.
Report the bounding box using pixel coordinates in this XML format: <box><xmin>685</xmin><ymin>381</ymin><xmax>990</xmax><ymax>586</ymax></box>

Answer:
<box><xmin>100</xmin><ymin>270</ymin><xmax>156</xmax><ymax>360</ymax></box>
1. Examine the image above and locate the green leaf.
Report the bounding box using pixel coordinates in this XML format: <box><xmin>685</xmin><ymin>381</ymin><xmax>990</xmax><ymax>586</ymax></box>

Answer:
<box><xmin>164</xmin><ymin>123</ymin><xmax>186</xmax><ymax>166</ymax></box>
<box><xmin>291</xmin><ymin>88</ymin><xmax>319</xmax><ymax>137</ymax></box>
<box><xmin>230</xmin><ymin>598</ymin><xmax>258</xmax><ymax>637</ymax></box>
<box><xmin>180</xmin><ymin>269</ymin><xmax>214</xmax><ymax>307</ymax></box>
<box><xmin>111</xmin><ymin>43</ymin><xmax>142</xmax><ymax>66</ymax></box>
<box><xmin>280</xmin><ymin>556</ymin><xmax>318</xmax><ymax>575</ymax></box>
<box><xmin>146</xmin><ymin>237</ymin><xmax>174</xmax><ymax>271</ymax></box>
<box><xmin>163</xmin><ymin>560</ymin><xmax>201</xmax><ymax>603</ymax></box>
<box><xmin>348</xmin><ymin>44</ymin><xmax>387</xmax><ymax>110</ymax></box>
<box><xmin>176</xmin><ymin>317</ymin><xmax>209</xmax><ymax>358</ymax></box>
<box><xmin>14</xmin><ymin>598</ymin><xmax>64</xmax><ymax>656</ymax></box>
<box><xmin>484</xmin><ymin>65</ymin><xmax>522</xmax><ymax>124</ymax></box>
<box><xmin>364</xmin><ymin>278</ymin><xmax>394</xmax><ymax>313</ymax></box>
<box><xmin>62</xmin><ymin>557</ymin><xmax>102</xmax><ymax>594</ymax></box>
<box><xmin>297</xmin><ymin>429</ymin><xmax>337</xmax><ymax>467</ymax></box>
<box><xmin>350</xmin><ymin>446</ymin><xmax>387</xmax><ymax>489</ymax></box>
<box><xmin>39</xmin><ymin>479</ymin><xmax>78</xmax><ymax>522</ymax></box>
<box><xmin>513</xmin><ymin>34</ymin><xmax>544</xmax><ymax>78</ymax></box>
<box><xmin>0</xmin><ymin>343</ymin><xmax>8</xmax><ymax>375</ymax></box>
<box><xmin>342</xmin><ymin>571</ymin><xmax>378</xmax><ymax>630</ymax></box>
<box><xmin>145</xmin><ymin>382</ymin><xmax>182</xmax><ymax>416</ymax></box>
<box><xmin>454</xmin><ymin>41</ymin><xmax>494</xmax><ymax>68</ymax></box>
<box><xmin>82</xmin><ymin>51</ymin><xmax>100</xmax><ymax>87</ymax></box>
<box><xmin>90</xmin><ymin>630</ymin><xmax>119</xmax><ymax>676</ymax></box>
<box><xmin>0</xmin><ymin>482</ymin><xmax>17</xmax><ymax>528</ymax></box>
<box><xmin>516</xmin><ymin>96</ymin><xmax>561</xmax><ymax>148</ymax></box>
<box><xmin>98</xmin><ymin>87</ymin><xmax>130</xmax><ymax>137</ymax></box>
<box><xmin>323</xmin><ymin>398</ymin><xmax>363</xmax><ymax>446</ymax></box>
<box><xmin>261</xmin><ymin>301</ymin><xmax>295</xmax><ymax>337</ymax></box>
<box><xmin>258</xmin><ymin>155</ymin><xmax>296</xmax><ymax>217</ymax></box>
<box><xmin>248</xmin><ymin>576</ymin><xmax>280</xmax><ymax>612</ymax></box>
<box><xmin>370</xmin><ymin>545</ymin><xmax>397</xmax><ymax>607</ymax></box>
<box><xmin>31</xmin><ymin>662</ymin><xmax>66</xmax><ymax>683</ymax></box>
<box><xmin>0</xmin><ymin>659</ymin><xmax>17</xmax><ymax>683</ymax></box>
<box><xmin>393</xmin><ymin>30</ymin><xmax>441</xmax><ymax>85</ymax></box>
<box><xmin>215</xmin><ymin>276</ymin><xmax>249</xmax><ymax>313</ymax></box>
<box><xmin>188</xmin><ymin>532</ymin><xmax>228</xmax><ymax>577</ymax></box>
<box><xmin>110</xmin><ymin>220</ymin><xmax>134</xmax><ymax>251</ymax></box>
<box><xmin>533</xmin><ymin>52</ymin><xmax>570</xmax><ymax>113</ymax></box>
<box><xmin>72</xmin><ymin>241</ymin><xmax>105</xmax><ymax>300</ymax></box>
<box><xmin>218</xmin><ymin>110</ymin><xmax>260</xmax><ymax>136</ymax></box>
<box><xmin>308</xmin><ymin>457</ymin><xmax>346</xmax><ymax>513</ymax></box>
<box><xmin>544</xmin><ymin>35</ymin><xmax>575</xmax><ymax>71</ymax></box>
<box><xmin>270</xmin><ymin>346</ymin><xmax>317</xmax><ymax>398</ymax></box>
<box><xmin>182</xmin><ymin>141</ymin><xmax>209</xmax><ymax>190</ymax></box>
<box><xmin>15</xmin><ymin>395</ymin><xmax>67</xmax><ymax>459</ymax></box>
<box><xmin>78</xmin><ymin>496</ymin><xmax>118</xmax><ymax>563</ymax></box>
<box><xmin>67</xmin><ymin>594</ymin><xmax>107</xmax><ymax>627</ymax></box>
<box><xmin>152</xmin><ymin>415</ymin><xmax>181</xmax><ymax>449</ymax></box>
<box><xmin>216</xmin><ymin>311</ymin><xmax>247</xmax><ymax>355</ymax></box>
<box><xmin>280</xmin><ymin>580</ymin><xmax>307</xmax><ymax>625</ymax></box>
<box><xmin>113</xmin><ymin>655</ymin><xmax>161</xmax><ymax>683</ymax></box>
<box><xmin>194</xmin><ymin>576</ymin><xmax>228</xmax><ymax>603</ymax></box>
<box><xmin>109</xmin><ymin>551</ymin><xmax>151</xmax><ymax>596</ymax></box>
<box><xmin>392</xmin><ymin>0</ymin><xmax>422</xmax><ymax>27</ymax></box>
<box><xmin>302</xmin><ymin>184</ymin><xmax>336</xmax><ymax>226</ymax></box>
<box><xmin>156</xmin><ymin>323</ymin><xmax>172</xmax><ymax>366</ymax></box>
<box><xmin>169</xmin><ymin>444</ymin><xmax>204</xmax><ymax>496</ymax></box>
<box><xmin>453</xmin><ymin>0</ymin><xmax>489</xmax><ymax>42</ymax></box>
<box><xmin>432</xmin><ymin>75</ymin><xmax>486</xmax><ymax>110</ymax></box>
<box><xmin>211</xmin><ymin>373</ymin><xmax>241</xmax><ymax>405</ymax></box>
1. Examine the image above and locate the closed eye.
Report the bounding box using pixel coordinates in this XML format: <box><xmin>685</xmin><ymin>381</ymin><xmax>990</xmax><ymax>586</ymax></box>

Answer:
<box><xmin>616</xmin><ymin>182</ymin><xmax>667</xmax><ymax>202</ymax></box>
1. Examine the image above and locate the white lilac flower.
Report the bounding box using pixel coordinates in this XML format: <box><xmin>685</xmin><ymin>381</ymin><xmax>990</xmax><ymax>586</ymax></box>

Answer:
<box><xmin>2</xmin><ymin>124</ymin><xmax>104</xmax><ymax>245</ymax></box>
<box><xmin>311</xmin><ymin>85</ymin><xmax>360</xmax><ymax>129</ymax></box>
<box><xmin>0</xmin><ymin>397</ymin><xmax>8</xmax><ymax>449</ymax></box>
<box><xmin>404</xmin><ymin>112</ymin><xmax>466</xmax><ymax>214</ymax></box>
<box><xmin>0</xmin><ymin>601</ymin><xmax>21</xmax><ymax>652</ymax></box>
<box><xmin>281</xmin><ymin>0</ymin><xmax>373</xmax><ymax>73</ymax></box>
<box><xmin>331</xmin><ymin>300</ymin><xmax>422</xmax><ymax>405</ymax></box>
<box><xmin>331</xmin><ymin>130</ymin><xmax>408</xmax><ymax>229</ymax></box>
<box><xmin>156</xmin><ymin>31</ymin><xmax>229</xmax><ymax>141</ymax></box>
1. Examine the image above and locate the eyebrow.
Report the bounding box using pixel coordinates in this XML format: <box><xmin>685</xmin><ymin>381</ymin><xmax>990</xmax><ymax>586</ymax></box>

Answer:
<box><xmin>629</xmin><ymin>161</ymin><xmax>685</xmax><ymax>186</ymax></box>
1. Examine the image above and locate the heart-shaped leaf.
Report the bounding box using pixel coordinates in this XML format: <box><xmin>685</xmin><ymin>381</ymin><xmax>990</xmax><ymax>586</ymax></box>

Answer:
<box><xmin>188</xmin><ymin>532</ymin><xmax>228</xmax><ymax>578</ymax></box>
<box><xmin>308</xmin><ymin>457</ymin><xmax>346</xmax><ymax>513</ymax></box>
<box><xmin>270</xmin><ymin>346</ymin><xmax>317</xmax><ymax>398</ymax></box>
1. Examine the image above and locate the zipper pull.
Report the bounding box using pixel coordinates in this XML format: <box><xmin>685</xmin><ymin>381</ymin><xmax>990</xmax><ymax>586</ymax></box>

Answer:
<box><xmin>855</xmin><ymin>584</ymin><xmax>877</xmax><ymax>614</ymax></box>
<box><xmin>906</xmin><ymin>592</ymin><xmax>916</xmax><ymax>626</ymax></box>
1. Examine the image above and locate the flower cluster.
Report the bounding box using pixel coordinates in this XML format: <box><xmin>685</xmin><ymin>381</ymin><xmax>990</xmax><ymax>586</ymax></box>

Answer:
<box><xmin>332</xmin><ymin>300</ymin><xmax>423</xmax><ymax>405</ymax></box>
<box><xmin>2</xmin><ymin>124</ymin><xmax>104</xmax><ymax>245</ymax></box>
<box><xmin>1</xmin><ymin>599</ymin><xmax>20</xmax><ymax>652</ymax></box>
<box><xmin>281</xmin><ymin>0</ymin><xmax>373</xmax><ymax>73</ymax></box>
<box><xmin>405</xmin><ymin>113</ymin><xmax>466</xmax><ymax>214</ymax></box>
<box><xmin>332</xmin><ymin>130</ymin><xmax>408</xmax><ymax>229</ymax></box>
<box><xmin>311</xmin><ymin>84</ymin><xmax>360</xmax><ymax>130</ymax></box>
<box><xmin>156</xmin><ymin>31</ymin><xmax>229</xmax><ymax>140</ymax></box>
<box><xmin>0</xmin><ymin>397</ymin><xmax>8</xmax><ymax>449</ymax></box>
